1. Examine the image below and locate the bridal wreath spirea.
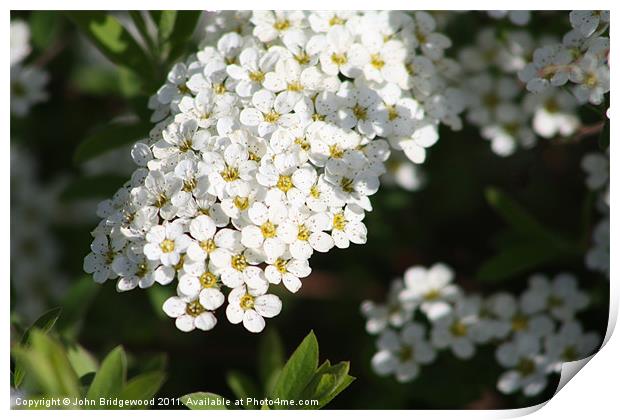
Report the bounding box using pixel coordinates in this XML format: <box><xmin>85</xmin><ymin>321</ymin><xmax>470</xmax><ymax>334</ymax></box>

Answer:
<box><xmin>84</xmin><ymin>11</ymin><xmax>464</xmax><ymax>333</ymax></box>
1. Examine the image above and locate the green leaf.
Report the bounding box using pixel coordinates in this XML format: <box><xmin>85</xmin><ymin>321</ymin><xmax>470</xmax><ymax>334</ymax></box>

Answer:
<box><xmin>64</xmin><ymin>12</ymin><xmax>152</xmax><ymax>81</ymax></box>
<box><xmin>181</xmin><ymin>392</ymin><xmax>229</xmax><ymax>410</ymax></box>
<box><xmin>300</xmin><ymin>361</ymin><xmax>355</xmax><ymax>409</ymax></box>
<box><xmin>162</xmin><ymin>11</ymin><xmax>201</xmax><ymax>62</ymax></box>
<box><xmin>270</xmin><ymin>331</ymin><xmax>319</xmax><ymax>405</ymax></box>
<box><xmin>14</xmin><ymin>330</ymin><xmax>81</xmax><ymax>398</ymax></box>
<box><xmin>476</xmin><ymin>241</ymin><xmax>571</xmax><ymax>283</ymax></box>
<box><xmin>67</xmin><ymin>344</ymin><xmax>99</xmax><ymax>378</ymax></box>
<box><xmin>73</xmin><ymin>119</ymin><xmax>150</xmax><ymax>164</ymax></box>
<box><xmin>157</xmin><ymin>11</ymin><xmax>177</xmax><ymax>45</ymax></box>
<box><xmin>20</xmin><ymin>307</ymin><xmax>62</xmax><ymax>346</ymax></box>
<box><xmin>29</xmin><ymin>12</ymin><xmax>61</xmax><ymax>50</ymax></box>
<box><xmin>226</xmin><ymin>371</ymin><xmax>260</xmax><ymax>409</ymax></box>
<box><xmin>258</xmin><ymin>328</ymin><xmax>285</xmax><ymax>396</ymax></box>
<box><xmin>119</xmin><ymin>371</ymin><xmax>166</xmax><ymax>404</ymax></box>
<box><xmin>60</xmin><ymin>174</ymin><xmax>128</xmax><ymax>202</ymax></box>
<box><xmin>485</xmin><ymin>188</ymin><xmax>553</xmax><ymax>240</ymax></box>
<box><xmin>86</xmin><ymin>346</ymin><xmax>127</xmax><ymax>404</ymax></box>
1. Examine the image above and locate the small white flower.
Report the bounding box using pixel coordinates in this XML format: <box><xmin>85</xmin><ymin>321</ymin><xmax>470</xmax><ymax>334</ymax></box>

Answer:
<box><xmin>398</xmin><ymin>263</ymin><xmax>460</xmax><ymax>320</ymax></box>
<box><xmin>264</xmin><ymin>257</ymin><xmax>311</xmax><ymax>293</ymax></box>
<box><xmin>163</xmin><ymin>295</ymin><xmax>217</xmax><ymax>332</ymax></box>
<box><xmin>10</xmin><ymin>20</ymin><xmax>31</xmax><ymax>65</ymax></box>
<box><xmin>225</xmin><ymin>284</ymin><xmax>282</xmax><ymax>333</ymax></box>
<box><xmin>496</xmin><ymin>334</ymin><xmax>551</xmax><ymax>396</ymax></box>
<box><xmin>544</xmin><ymin>321</ymin><xmax>600</xmax><ymax>372</ymax></box>
<box><xmin>10</xmin><ymin>64</ymin><xmax>49</xmax><ymax>117</ymax></box>
<box><xmin>186</xmin><ymin>215</ymin><xmax>217</xmax><ymax>262</ymax></box>
<box><xmin>251</xmin><ymin>11</ymin><xmax>306</xmax><ymax>43</ymax></box>
<box><xmin>361</xmin><ymin>279</ymin><xmax>414</xmax><ymax>334</ymax></box>
<box><xmin>84</xmin><ymin>232</ymin><xmax>126</xmax><ymax>284</ymax></box>
<box><xmin>371</xmin><ymin>323</ymin><xmax>436</xmax><ymax>382</ymax></box>
<box><xmin>569</xmin><ymin>10</ymin><xmax>609</xmax><ymax>38</ymax></box>
<box><xmin>143</xmin><ymin>221</ymin><xmax>192</xmax><ymax>267</ymax></box>
<box><xmin>520</xmin><ymin>273</ymin><xmax>589</xmax><ymax>321</ymax></box>
<box><xmin>430</xmin><ymin>296</ymin><xmax>485</xmax><ymax>359</ymax></box>
<box><xmin>240</xmin><ymin>89</ymin><xmax>298</xmax><ymax>136</ymax></box>
<box><xmin>328</xmin><ymin>205</ymin><xmax>367</xmax><ymax>249</ymax></box>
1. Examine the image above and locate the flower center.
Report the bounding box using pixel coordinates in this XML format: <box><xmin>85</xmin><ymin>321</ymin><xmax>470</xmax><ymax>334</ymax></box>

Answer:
<box><xmin>231</xmin><ymin>254</ymin><xmax>248</xmax><ymax>271</ymax></box>
<box><xmin>173</xmin><ymin>254</ymin><xmax>185</xmax><ymax>270</ymax></box>
<box><xmin>295</xmin><ymin>137</ymin><xmax>310</xmax><ymax>151</ymax></box>
<box><xmin>182</xmin><ymin>177</ymin><xmax>197</xmax><ymax>192</ymax></box>
<box><xmin>264</xmin><ymin>111</ymin><xmax>281</xmax><ymax>123</ymax></box>
<box><xmin>370</xmin><ymin>53</ymin><xmax>385</xmax><ymax>69</ymax></box>
<box><xmin>200</xmin><ymin>239</ymin><xmax>216</xmax><ymax>254</ymax></box>
<box><xmin>220</xmin><ymin>165</ymin><xmax>239</xmax><ymax>182</ymax></box>
<box><xmin>333</xmin><ymin>212</ymin><xmax>347</xmax><ymax>230</ymax></box>
<box><xmin>297</xmin><ymin>224</ymin><xmax>311</xmax><ymax>241</ymax></box>
<box><xmin>178</xmin><ymin>83</ymin><xmax>191</xmax><ymax>94</ymax></box>
<box><xmin>352</xmin><ymin>104</ymin><xmax>367</xmax><ymax>120</ymax></box>
<box><xmin>277</xmin><ymin>175</ymin><xmax>293</xmax><ymax>192</ymax></box>
<box><xmin>199</xmin><ymin>271</ymin><xmax>218</xmax><ymax>288</ymax></box>
<box><xmin>340</xmin><ymin>177</ymin><xmax>354</xmax><ymax>193</ymax></box>
<box><xmin>239</xmin><ymin>293</ymin><xmax>255</xmax><ymax>310</ymax></box>
<box><xmin>287</xmin><ymin>81</ymin><xmax>303</xmax><ymax>92</ymax></box>
<box><xmin>273</xmin><ymin>19</ymin><xmax>290</xmax><ymax>31</ymax></box>
<box><xmin>295</xmin><ymin>52</ymin><xmax>310</xmax><ymax>65</ymax></box>
<box><xmin>511</xmin><ymin>314</ymin><xmax>529</xmax><ymax>332</ymax></box>
<box><xmin>179</xmin><ymin>138</ymin><xmax>193</xmax><ymax>152</ymax></box>
<box><xmin>312</xmin><ymin>113</ymin><xmax>326</xmax><ymax>121</ymax></box>
<box><xmin>329</xmin><ymin>144</ymin><xmax>344</xmax><ymax>158</ymax></box>
<box><xmin>423</xmin><ymin>289</ymin><xmax>440</xmax><ymax>301</ymax></box>
<box><xmin>274</xmin><ymin>258</ymin><xmax>288</xmax><ymax>273</ymax></box>
<box><xmin>516</xmin><ymin>358</ymin><xmax>535</xmax><ymax>376</ymax></box>
<box><xmin>155</xmin><ymin>193</ymin><xmax>168</xmax><ymax>208</ymax></box>
<box><xmin>261</xmin><ymin>221</ymin><xmax>277</xmax><ymax>238</ymax></box>
<box><xmin>450</xmin><ymin>321</ymin><xmax>468</xmax><ymax>337</ymax></box>
<box><xmin>186</xmin><ymin>300</ymin><xmax>205</xmax><ymax>316</ymax></box>
<box><xmin>160</xmin><ymin>239</ymin><xmax>175</xmax><ymax>253</ymax></box>
<box><xmin>331</xmin><ymin>53</ymin><xmax>347</xmax><ymax>66</ymax></box>
<box><xmin>386</xmin><ymin>104</ymin><xmax>399</xmax><ymax>121</ymax></box>
<box><xmin>562</xmin><ymin>346</ymin><xmax>578</xmax><ymax>361</ymax></box>
<box><xmin>399</xmin><ymin>346</ymin><xmax>413</xmax><ymax>361</ymax></box>
<box><xmin>329</xmin><ymin>15</ymin><xmax>346</xmax><ymax>26</ymax></box>
<box><xmin>136</xmin><ymin>262</ymin><xmax>148</xmax><ymax>277</ymax></box>
<box><xmin>249</xmin><ymin>70</ymin><xmax>265</xmax><ymax>83</ymax></box>
<box><xmin>233</xmin><ymin>196</ymin><xmax>249</xmax><ymax>210</ymax></box>
<box><xmin>213</xmin><ymin>83</ymin><xmax>226</xmax><ymax>94</ymax></box>
<box><xmin>310</xmin><ymin>185</ymin><xmax>321</xmax><ymax>198</ymax></box>
<box><xmin>547</xmin><ymin>295</ymin><xmax>564</xmax><ymax>308</ymax></box>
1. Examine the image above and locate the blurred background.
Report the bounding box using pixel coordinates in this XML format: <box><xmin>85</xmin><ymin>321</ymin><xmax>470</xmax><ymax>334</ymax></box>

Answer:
<box><xmin>10</xmin><ymin>10</ymin><xmax>609</xmax><ymax>409</ymax></box>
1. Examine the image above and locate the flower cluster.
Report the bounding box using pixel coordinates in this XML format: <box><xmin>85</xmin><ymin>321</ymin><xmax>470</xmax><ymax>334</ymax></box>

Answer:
<box><xmin>85</xmin><ymin>11</ymin><xmax>464</xmax><ymax>333</ymax></box>
<box><xmin>361</xmin><ymin>263</ymin><xmax>599</xmax><ymax>396</ymax></box>
<box><xmin>519</xmin><ymin>11</ymin><xmax>609</xmax><ymax>106</ymax></box>
<box><xmin>10</xmin><ymin>19</ymin><xmax>49</xmax><ymax>117</ymax></box>
<box><xmin>457</xmin><ymin>23</ymin><xmax>583</xmax><ymax>156</ymax></box>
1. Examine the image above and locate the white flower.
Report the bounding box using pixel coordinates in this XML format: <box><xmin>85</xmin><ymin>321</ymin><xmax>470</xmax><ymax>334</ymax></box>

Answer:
<box><xmin>496</xmin><ymin>334</ymin><xmax>551</xmax><ymax>396</ymax></box>
<box><xmin>240</xmin><ymin>89</ymin><xmax>298</xmax><ymax>136</ymax></box>
<box><xmin>570</xmin><ymin>53</ymin><xmax>610</xmax><ymax>105</ymax></box>
<box><xmin>361</xmin><ymin>279</ymin><xmax>413</xmax><ymax>334</ymax></box>
<box><xmin>156</xmin><ymin>62</ymin><xmax>192</xmax><ymax>106</ymax></box>
<box><xmin>487</xmin><ymin>10</ymin><xmax>531</xmax><ymax>26</ymax></box>
<box><xmin>586</xmin><ymin>217</ymin><xmax>610</xmax><ymax>277</ymax></box>
<box><xmin>389</xmin><ymin>118</ymin><xmax>439</xmax><ymax>164</ymax></box>
<box><xmin>487</xmin><ymin>293</ymin><xmax>555</xmax><ymax>339</ymax></box>
<box><xmin>186</xmin><ymin>215</ymin><xmax>217</xmax><ymax>262</ymax></box>
<box><xmin>518</xmin><ymin>45</ymin><xmax>573</xmax><ymax>93</ymax></box>
<box><xmin>251</xmin><ymin>11</ymin><xmax>306</xmax><ymax>43</ymax></box>
<box><xmin>581</xmin><ymin>151</ymin><xmax>609</xmax><ymax>190</ymax></box>
<box><xmin>264</xmin><ymin>257</ymin><xmax>311</xmax><ymax>293</ymax></box>
<box><xmin>569</xmin><ymin>10</ymin><xmax>609</xmax><ymax>38</ymax></box>
<box><xmin>544</xmin><ymin>321</ymin><xmax>600</xmax><ymax>372</ymax></box>
<box><xmin>84</xmin><ymin>232</ymin><xmax>127</xmax><ymax>283</ymax></box>
<box><xmin>328</xmin><ymin>205</ymin><xmax>367</xmax><ymax>249</ymax></box>
<box><xmin>318</xmin><ymin>26</ymin><xmax>362</xmax><ymax>78</ymax></box>
<box><xmin>334</xmin><ymin>81</ymin><xmax>388</xmax><ymax>139</ymax></box>
<box><xmin>112</xmin><ymin>249</ymin><xmax>161</xmax><ymax>291</ymax></box>
<box><xmin>430</xmin><ymin>296</ymin><xmax>486</xmax><ymax>359</ymax></box>
<box><xmin>10</xmin><ymin>64</ymin><xmax>49</xmax><ymax>117</ymax></box>
<box><xmin>398</xmin><ymin>263</ymin><xmax>460</xmax><ymax>320</ymax></box>
<box><xmin>10</xmin><ymin>20</ymin><xmax>31</xmax><ymax>65</ymax></box>
<box><xmin>143</xmin><ymin>221</ymin><xmax>192</xmax><ymax>267</ymax></box>
<box><xmin>480</xmin><ymin>103</ymin><xmax>535</xmax><ymax>157</ymax></box>
<box><xmin>240</xmin><ymin>201</ymin><xmax>289</xmax><ymax>259</ymax></box>
<box><xmin>371</xmin><ymin>323</ymin><xmax>436</xmax><ymax>382</ymax></box>
<box><xmin>227</xmin><ymin>47</ymin><xmax>280</xmax><ymax>98</ymax></box>
<box><xmin>523</xmin><ymin>89</ymin><xmax>580</xmax><ymax>139</ymax></box>
<box><xmin>263</xmin><ymin>58</ymin><xmax>324</xmax><ymax>107</ymax></box>
<box><xmin>225</xmin><ymin>284</ymin><xmax>282</xmax><ymax>332</ymax></box>
<box><xmin>163</xmin><ymin>295</ymin><xmax>217</xmax><ymax>332</ymax></box>
<box><xmin>520</xmin><ymin>273</ymin><xmax>589</xmax><ymax>321</ymax></box>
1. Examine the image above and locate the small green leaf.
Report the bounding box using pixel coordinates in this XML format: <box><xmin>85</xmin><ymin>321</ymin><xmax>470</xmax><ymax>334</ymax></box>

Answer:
<box><xmin>485</xmin><ymin>188</ymin><xmax>553</xmax><ymax>241</ymax></box>
<box><xmin>476</xmin><ymin>241</ymin><xmax>570</xmax><ymax>283</ymax></box>
<box><xmin>226</xmin><ymin>371</ymin><xmax>260</xmax><ymax>409</ymax></box>
<box><xmin>29</xmin><ymin>12</ymin><xmax>61</xmax><ymax>50</ymax></box>
<box><xmin>86</xmin><ymin>346</ymin><xmax>127</xmax><ymax>404</ymax></box>
<box><xmin>65</xmin><ymin>12</ymin><xmax>152</xmax><ymax>82</ymax></box>
<box><xmin>119</xmin><ymin>371</ymin><xmax>166</xmax><ymax>404</ymax></box>
<box><xmin>270</xmin><ymin>331</ymin><xmax>319</xmax><ymax>405</ymax></box>
<box><xmin>300</xmin><ymin>361</ymin><xmax>355</xmax><ymax>409</ymax></box>
<box><xmin>73</xmin><ymin>119</ymin><xmax>150</xmax><ymax>164</ymax></box>
<box><xmin>14</xmin><ymin>330</ymin><xmax>81</xmax><ymax>398</ymax></box>
<box><xmin>157</xmin><ymin>11</ymin><xmax>177</xmax><ymax>45</ymax></box>
<box><xmin>60</xmin><ymin>174</ymin><xmax>128</xmax><ymax>202</ymax></box>
<box><xmin>258</xmin><ymin>328</ymin><xmax>285</xmax><ymax>395</ymax></box>
<box><xmin>67</xmin><ymin>344</ymin><xmax>99</xmax><ymax>378</ymax></box>
<box><xmin>20</xmin><ymin>307</ymin><xmax>62</xmax><ymax>346</ymax></box>
<box><xmin>181</xmin><ymin>392</ymin><xmax>229</xmax><ymax>410</ymax></box>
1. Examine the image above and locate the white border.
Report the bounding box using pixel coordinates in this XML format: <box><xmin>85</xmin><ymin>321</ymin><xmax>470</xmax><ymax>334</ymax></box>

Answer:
<box><xmin>4</xmin><ymin>3</ymin><xmax>617</xmax><ymax>419</ymax></box>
